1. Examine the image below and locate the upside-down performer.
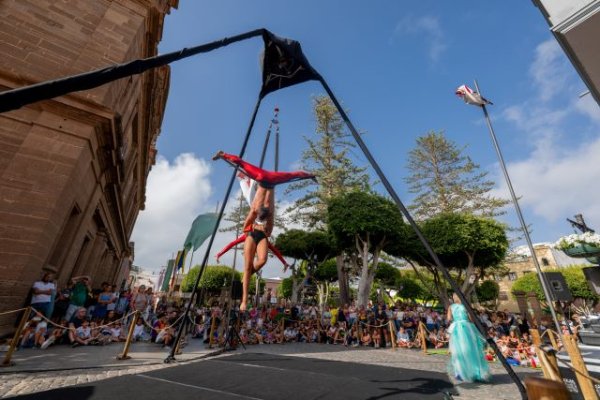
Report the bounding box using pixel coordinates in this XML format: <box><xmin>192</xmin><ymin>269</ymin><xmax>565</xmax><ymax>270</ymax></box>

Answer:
<box><xmin>213</xmin><ymin>151</ymin><xmax>316</xmax><ymax>311</ymax></box>
<box><xmin>447</xmin><ymin>293</ymin><xmax>491</xmax><ymax>383</ymax></box>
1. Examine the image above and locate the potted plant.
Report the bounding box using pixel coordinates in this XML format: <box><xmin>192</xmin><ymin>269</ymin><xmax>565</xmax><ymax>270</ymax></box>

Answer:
<box><xmin>554</xmin><ymin>232</ymin><xmax>600</xmax><ymax>259</ymax></box>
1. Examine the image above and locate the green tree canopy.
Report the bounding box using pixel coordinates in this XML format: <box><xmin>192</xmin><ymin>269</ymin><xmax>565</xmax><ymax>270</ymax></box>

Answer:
<box><xmin>328</xmin><ymin>191</ymin><xmax>405</xmax><ymax>252</ymax></box>
<box><xmin>511</xmin><ymin>265</ymin><xmax>599</xmax><ymax>303</ymax></box>
<box><xmin>313</xmin><ymin>258</ymin><xmax>339</xmax><ymax>283</ymax></box>
<box><xmin>476</xmin><ymin>280</ymin><xmax>500</xmax><ymax>303</ymax></box>
<box><xmin>280</xmin><ymin>277</ymin><xmax>293</xmax><ymax>299</ymax></box>
<box><xmin>275</xmin><ymin>229</ymin><xmax>333</xmax><ymax>262</ymax></box>
<box><xmin>395</xmin><ymin>274</ymin><xmax>423</xmax><ymax>300</ymax></box>
<box><xmin>410</xmin><ymin>213</ymin><xmax>508</xmax><ymax>291</ymax></box>
<box><xmin>181</xmin><ymin>265</ymin><xmax>241</xmax><ymax>293</ymax></box>
<box><xmin>328</xmin><ymin>191</ymin><xmax>408</xmax><ymax>306</ymax></box>
<box><xmin>375</xmin><ymin>262</ymin><xmax>401</xmax><ymax>288</ymax></box>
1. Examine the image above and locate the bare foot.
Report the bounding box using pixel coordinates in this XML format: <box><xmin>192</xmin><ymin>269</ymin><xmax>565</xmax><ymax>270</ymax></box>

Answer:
<box><xmin>212</xmin><ymin>150</ymin><xmax>224</xmax><ymax>161</ymax></box>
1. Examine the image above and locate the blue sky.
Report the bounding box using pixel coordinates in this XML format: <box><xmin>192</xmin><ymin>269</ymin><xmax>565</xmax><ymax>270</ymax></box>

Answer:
<box><xmin>131</xmin><ymin>1</ymin><xmax>600</xmax><ymax>277</ymax></box>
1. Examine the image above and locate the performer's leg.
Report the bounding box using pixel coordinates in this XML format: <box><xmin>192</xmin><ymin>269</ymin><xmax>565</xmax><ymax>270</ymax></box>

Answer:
<box><xmin>241</xmin><ymin>236</ymin><xmax>256</xmax><ymax>311</ymax></box>
<box><xmin>213</xmin><ymin>151</ymin><xmax>316</xmax><ymax>187</ymax></box>
<box><xmin>253</xmin><ymin>238</ymin><xmax>269</xmax><ymax>273</ymax></box>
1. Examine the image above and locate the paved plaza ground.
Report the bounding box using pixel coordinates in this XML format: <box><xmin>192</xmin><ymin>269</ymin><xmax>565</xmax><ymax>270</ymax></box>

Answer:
<box><xmin>0</xmin><ymin>342</ymin><xmax>539</xmax><ymax>399</ymax></box>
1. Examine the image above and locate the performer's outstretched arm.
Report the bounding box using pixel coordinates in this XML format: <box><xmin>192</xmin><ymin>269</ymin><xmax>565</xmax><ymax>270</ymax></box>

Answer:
<box><xmin>216</xmin><ymin>235</ymin><xmax>246</xmax><ymax>262</ymax></box>
<box><xmin>267</xmin><ymin>242</ymin><xmax>289</xmax><ymax>269</ymax></box>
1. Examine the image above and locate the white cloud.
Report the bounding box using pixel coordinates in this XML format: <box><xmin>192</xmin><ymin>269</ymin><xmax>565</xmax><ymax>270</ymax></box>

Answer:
<box><xmin>530</xmin><ymin>39</ymin><xmax>571</xmax><ymax>102</ymax></box>
<box><xmin>494</xmin><ymin>137</ymin><xmax>600</xmax><ymax>223</ymax></box>
<box><xmin>392</xmin><ymin>15</ymin><xmax>446</xmax><ymax>62</ymax></box>
<box><xmin>492</xmin><ymin>39</ymin><xmax>600</xmax><ymax>235</ymax></box>
<box><xmin>131</xmin><ymin>153</ymin><xmax>213</xmax><ymax>272</ymax></box>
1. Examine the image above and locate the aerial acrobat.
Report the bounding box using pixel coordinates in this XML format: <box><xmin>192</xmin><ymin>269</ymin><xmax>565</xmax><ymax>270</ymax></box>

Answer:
<box><xmin>213</xmin><ymin>151</ymin><xmax>316</xmax><ymax>311</ymax></box>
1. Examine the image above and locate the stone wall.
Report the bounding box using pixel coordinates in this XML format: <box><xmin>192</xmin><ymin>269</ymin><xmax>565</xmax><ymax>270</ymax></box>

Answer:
<box><xmin>0</xmin><ymin>0</ymin><xmax>178</xmax><ymax>333</ymax></box>
<box><xmin>497</xmin><ymin>244</ymin><xmax>560</xmax><ymax>311</ymax></box>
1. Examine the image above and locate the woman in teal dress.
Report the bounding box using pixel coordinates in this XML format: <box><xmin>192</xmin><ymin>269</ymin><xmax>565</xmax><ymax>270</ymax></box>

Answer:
<box><xmin>447</xmin><ymin>294</ymin><xmax>491</xmax><ymax>382</ymax></box>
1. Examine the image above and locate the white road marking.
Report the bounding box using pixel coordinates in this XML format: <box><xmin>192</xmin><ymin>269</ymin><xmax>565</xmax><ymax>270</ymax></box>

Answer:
<box><xmin>136</xmin><ymin>374</ymin><xmax>266</xmax><ymax>400</ymax></box>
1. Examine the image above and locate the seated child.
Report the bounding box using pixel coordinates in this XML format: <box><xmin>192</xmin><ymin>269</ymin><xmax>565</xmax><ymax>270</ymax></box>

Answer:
<box><xmin>73</xmin><ymin>320</ymin><xmax>92</xmax><ymax>347</ymax></box>
<box><xmin>396</xmin><ymin>327</ymin><xmax>411</xmax><ymax>348</ymax></box>
<box><xmin>361</xmin><ymin>329</ymin><xmax>372</xmax><ymax>347</ymax></box>
<box><xmin>110</xmin><ymin>322</ymin><xmax>126</xmax><ymax>342</ymax></box>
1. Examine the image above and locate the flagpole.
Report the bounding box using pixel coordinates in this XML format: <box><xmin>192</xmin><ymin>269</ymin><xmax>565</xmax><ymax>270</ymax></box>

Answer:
<box><xmin>473</xmin><ymin>79</ymin><xmax>562</xmax><ymax>335</ymax></box>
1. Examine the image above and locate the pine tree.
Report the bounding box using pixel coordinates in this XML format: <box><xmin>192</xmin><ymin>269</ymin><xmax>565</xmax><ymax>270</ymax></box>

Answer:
<box><xmin>286</xmin><ymin>95</ymin><xmax>370</xmax><ymax>305</ymax></box>
<box><xmin>220</xmin><ymin>192</ymin><xmax>250</xmax><ymax>234</ymax></box>
<box><xmin>405</xmin><ymin>131</ymin><xmax>509</xmax><ymax>220</ymax></box>
<box><xmin>286</xmin><ymin>95</ymin><xmax>370</xmax><ymax>228</ymax></box>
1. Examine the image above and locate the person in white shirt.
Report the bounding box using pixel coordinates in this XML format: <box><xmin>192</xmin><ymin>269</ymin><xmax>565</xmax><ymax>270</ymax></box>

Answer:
<box><xmin>31</xmin><ymin>273</ymin><xmax>56</xmax><ymax>318</ymax></box>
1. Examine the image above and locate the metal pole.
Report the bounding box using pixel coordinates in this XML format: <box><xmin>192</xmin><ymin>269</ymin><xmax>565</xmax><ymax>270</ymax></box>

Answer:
<box><xmin>474</xmin><ymin>80</ymin><xmax>562</xmax><ymax>335</ymax></box>
<box><xmin>1</xmin><ymin>307</ymin><xmax>31</xmax><ymax>367</ymax></box>
<box><xmin>318</xmin><ymin>76</ymin><xmax>527</xmax><ymax>399</ymax></box>
<box><xmin>0</xmin><ymin>29</ymin><xmax>267</xmax><ymax>114</ymax></box>
<box><xmin>117</xmin><ymin>311</ymin><xmax>140</xmax><ymax>360</ymax></box>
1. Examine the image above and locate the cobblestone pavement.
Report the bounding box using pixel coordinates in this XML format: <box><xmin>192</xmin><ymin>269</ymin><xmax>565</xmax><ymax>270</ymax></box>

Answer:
<box><xmin>0</xmin><ymin>343</ymin><xmax>539</xmax><ymax>399</ymax></box>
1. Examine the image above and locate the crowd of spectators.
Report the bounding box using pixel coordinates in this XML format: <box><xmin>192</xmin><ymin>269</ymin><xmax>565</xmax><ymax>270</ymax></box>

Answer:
<box><xmin>192</xmin><ymin>300</ymin><xmax>581</xmax><ymax>370</ymax></box>
<box><xmin>20</xmin><ymin>273</ymin><xmax>184</xmax><ymax>350</ymax></box>
<box><xmin>20</xmin><ymin>272</ymin><xmax>582</xmax><ymax>371</ymax></box>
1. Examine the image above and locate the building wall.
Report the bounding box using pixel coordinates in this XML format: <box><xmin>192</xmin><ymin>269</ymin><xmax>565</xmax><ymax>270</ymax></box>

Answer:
<box><xmin>0</xmin><ymin>0</ymin><xmax>177</xmax><ymax>333</ymax></box>
<box><xmin>497</xmin><ymin>244</ymin><xmax>578</xmax><ymax>311</ymax></box>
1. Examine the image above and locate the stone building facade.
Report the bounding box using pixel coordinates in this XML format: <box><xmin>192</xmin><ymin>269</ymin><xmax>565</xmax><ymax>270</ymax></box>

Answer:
<box><xmin>496</xmin><ymin>243</ymin><xmax>587</xmax><ymax>311</ymax></box>
<box><xmin>0</xmin><ymin>0</ymin><xmax>178</xmax><ymax>332</ymax></box>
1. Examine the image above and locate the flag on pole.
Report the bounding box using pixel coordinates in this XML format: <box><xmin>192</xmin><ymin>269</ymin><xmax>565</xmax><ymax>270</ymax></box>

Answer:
<box><xmin>237</xmin><ymin>171</ymin><xmax>257</xmax><ymax>206</ymax></box>
<box><xmin>174</xmin><ymin>249</ymin><xmax>187</xmax><ymax>273</ymax></box>
<box><xmin>183</xmin><ymin>213</ymin><xmax>219</xmax><ymax>252</ymax></box>
<box><xmin>455</xmin><ymin>84</ymin><xmax>493</xmax><ymax>106</ymax></box>
<box><xmin>161</xmin><ymin>259</ymin><xmax>175</xmax><ymax>292</ymax></box>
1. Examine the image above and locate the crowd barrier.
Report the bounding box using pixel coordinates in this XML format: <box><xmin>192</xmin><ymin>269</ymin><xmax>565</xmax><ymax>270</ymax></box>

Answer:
<box><xmin>0</xmin><ymin>306</ymin><xmax>189</xmax><ymax>367</ymax></box>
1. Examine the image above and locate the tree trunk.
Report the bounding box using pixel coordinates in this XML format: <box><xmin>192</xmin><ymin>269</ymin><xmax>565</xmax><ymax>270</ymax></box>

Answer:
<box><xmin>291</xmin><ymin>278</ymin><xmax>302</xmax><ymax>304</ymax></box>
<box><xmin>356</xmin><ymin>234</ymin><xmax>383</xmax><ymax>308</ymax></box>
<box><xmin>460</xmin><ymin>252</ymin><xmax>476</xmax><ymax>296</ymax></box>
<box><xmin>336</xmin><ymin>254</ymin><xmax>350</xmax><ymax>305</ymax></box>
<box><xmin>429</xmin><ymin>267</ymin><xmax>450</xmax><ymax>309</ymax></box>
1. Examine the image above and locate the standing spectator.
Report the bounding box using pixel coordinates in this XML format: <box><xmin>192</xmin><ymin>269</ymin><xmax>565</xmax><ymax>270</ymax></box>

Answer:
<box><xmin>130</xmin><ymin>285</ymin><xmax>149</xmax><ymax>315</ymax></box>
<box><xmin>53</xmin><ymin>279</ymin><xmax>74</xmax><ymax>321</ymax></box>
<box><xmin>348</xmin><ymin>302</ymin><xmax>357</xmax><ymax>328</ymax></box>
<box><xmin>115</xmin><ymin>288</ymin><xmax>131</xmax><ymax>317</ymax></box>
<box><xmin>106</xmin><ymin>284</ymin><xmax>118</xmax><ymax>314</ymax></box>
<box><xmin>65</xmin><ymin>276</ymin><xmax>91</xmax><ymax>322</ymax></box>
<box><xmin>93</xmin><ymin>283</ymin><xmax>113</xmax><ymax>320</ymax></box>
<box><xmin>31</xmin><ymin>273</ymin><xmax>56</xmax><ymax>318</ymax></box>
<box><xmin>145</xmin><ymin>287</ymin><xmax>156</xmax><ymax>320</ymax></box>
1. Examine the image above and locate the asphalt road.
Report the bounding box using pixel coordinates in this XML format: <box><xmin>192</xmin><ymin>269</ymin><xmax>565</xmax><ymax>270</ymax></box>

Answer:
<box><xmin>10</xmin><ymin>352</ymin><xmax>457</xmax><ymax>400</ymax></box>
